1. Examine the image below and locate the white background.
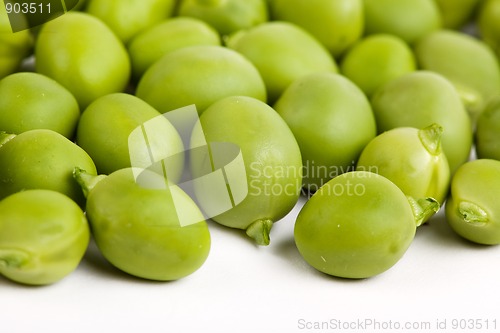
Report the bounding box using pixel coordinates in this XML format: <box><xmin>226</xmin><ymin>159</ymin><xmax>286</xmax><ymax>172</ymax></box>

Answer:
<box><xmin>2</xmin><ymin>194</ymin><xmax>500</xmax><ymax>333</ymax></box>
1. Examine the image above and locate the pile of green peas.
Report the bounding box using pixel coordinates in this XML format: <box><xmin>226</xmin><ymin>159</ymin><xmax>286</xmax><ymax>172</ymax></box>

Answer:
<box><xmin>1</xmin><ymin>0</ymin><xmax>500</xmax><ymax>285</ymax></box>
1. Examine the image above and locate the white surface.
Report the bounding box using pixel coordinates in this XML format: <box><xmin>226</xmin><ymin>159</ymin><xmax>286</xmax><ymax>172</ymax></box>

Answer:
<box><xmin>1</xmin><ymin>195</ymin><xmax>500</xmax><ymax>333</ymax></box>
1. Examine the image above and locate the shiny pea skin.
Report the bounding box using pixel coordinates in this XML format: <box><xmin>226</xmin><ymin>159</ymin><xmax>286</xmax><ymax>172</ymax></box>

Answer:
<box><xmin>340</xmin><ymin>34</ymin><xmax>416</xmax><ymax>97</ymax></box>
<box><xmin>0</xmin><ymin>72</ymin><xmax>79</xmax><ymax>138</ymax></box>
<box><xmin>136</xmin><ymin>45</ymin><xmax>266</xmax><ymax>114</ymax></box>
<box><xmin>362</xmin><ymin>0</ymin><xmax>441</xmax><ymax>44</ymax></box>
<box><xmin>85</xmin><ymin>0</ymin><xmax>176</xmax><ymax>44</ymax></box>
<box><xmin>371</xmin><ymin>71</ymin><xmax>472</xmax><ymax>175</ymax></box>
<box><xmin>0</xmin><ymin>190</ymin><xmax>90</xmax><ymax>285</ymax></box>
<box><xmin>0</xmin><ymin>129</ymin><xmax>97</xmax><ymax>206</ymax></box>
<box><xmin>177</xmin><ymin>0</ymin><xmax>268</xmax><ymax>36</ymax></box>
<box><xmin>76</xmin><ymin>93</ymin><xmax>184</xmax><ymax>176</ymax></box>
<box><xmin>190</xmin><ymin>96</ymin><xmax>302</xmax><ymax>245</ymax></box>
<box><xmin>357</xmin><ymin>124</ymin><xmax>450</xmax><ymax>206</ymax></box>
<box><xmin>274</xmin><ymin>72</ymin><xmax>376</xmax><ymax>191</ymax></box>
<box><xmin>226</xmin><ymin>21</ymin><xmax>337</xmax><ymax>103</ymax></box>
<box><xmin>294</xmin><ymin>171</ymin><xmax>438</xmax><ymax>279</ymax></box>
<box><xmin>267</xmin><ymin>0</ymin><xmax>363</xmax><ymax>58</ymax></box>
<box><xmin>128</xmin><ymin>17</ymin><xmax>221</xmax><ymax>80</ymax></box>
<box><xmin>476</xmin><ymin>97</ymin><xmax>500</xmax><ymax>161</ymax></box>
<box><xmin>414</xmin><ymin>30</ymin><xmax>500</xmax><ymax>121</ymax></box>
<box><xmin>35</xmin><ymin>12</ymin><xmax>130</xmax><ymax>109</ymax></box>
<box><xmin>75</xmin><ymin>167</ymin><xmax>211</xmax><ymax>281</ymax></box>
<box><xmin>445</xmin><ymin>159</ymin><xmax>500</xmax><ymax>245</ymax></box>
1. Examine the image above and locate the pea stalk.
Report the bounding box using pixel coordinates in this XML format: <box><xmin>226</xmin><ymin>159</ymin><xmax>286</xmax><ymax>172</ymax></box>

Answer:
<box><xmin>408</xmin><ymin>196</ymin><xmax>440</xmax><ymax>227</ymax></box>
<box><xmin>246</xmin><ymin>219</ymin><xmax>273</xmax><ymax>246</ymax></box>
<box><xmin>73</xmin><ymin>167</ymin><xmax>107</xmax><ymax>199</ymax></box>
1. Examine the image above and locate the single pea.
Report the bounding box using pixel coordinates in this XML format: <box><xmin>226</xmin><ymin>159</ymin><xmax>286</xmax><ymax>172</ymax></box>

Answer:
<box><xmin>85</xmin><ymin>0</ymin><xmax>176</xmax><ymax>44</ymax></box>
<box><xmin>0</xmin><ymin>72</ymin><xmax>79</xmax><ymax>138</ymax></box>
<box><xmin>0</xmin><ymin>129</ymin><xmax>97</xmax><ymax>206</ymax></box>
<box><xmin>414</xmin><ymin>30</ymin><xmax>500</xmax><ymax>121</ymax></box>
<box><xmin>294</xmin><ymin>171</ymin><xmax>439</xmax><ymax>279</ymax></box>
<box><xmin>74</xmin><ymin>167</ymin><xmax>211</xmax><ymax>281</ymax></box>
<box><xmin>267</xmin><ymin>0</ymin><xmax>363</xmax><ymax>58</ymax></box>
<box><xmin>136</xmin><ymin>45</ymin><xmax>266</xmax><ymax>114</ymax></box>
<box><xmin>274</xmin><ymin>72</ymin><xmax>376</xmax><ymax>192</ymax></box>
<box><xmin>0</xmin><ymin>8</ymin><xmax>33</xmax><ymax>79</ymax></box>
<box><xmin>433</xmin><ymin>0</ymin><xmax>481</xmax><ymax>29</ymax></box>
<box><xmin>476</xmin><ymin>97</ymin><xmax>500</xmax><ymax>161</ymax></box>
<box><xmin>357</xmin><ymin>124</ymin><xmax>450</xmax><ymax>206</ymax></box>
<box><xmin>445</xmin><ymin>159</ymin><xmax>500</xmax><ymax>245</ymax></box>
<box><xmin>35</xmin><ymin>12</ymin><xmax>130</xmax><ymax>109</ymax></box>
<box><xmin>190</xmin><ymin>96</ymin><xmax>302</xmax><ymax>245</ymax></box>
<box><xmin>128</xmin><ymin>17</ymin><xmax>221</xmax><ymax>80</ymax></box>
<box><xmin>76</xmin><ymin>93</ymin><xmax>184</xmax><ymax>176</ymax></box>
<box><xmin>478</xmin><ymin>0</ymin><xmax>500</xmax><ymax>59</ymax></box>
<box><xmin>340</xmin><ymin>34</ymin><xmax>416</xmax><ymax>97</ymax></box>
<box><xmin>362</xmin><ymin>0</ymin><xmax>441</xmax><ymax>44</ymax></box>
<box><xmin>176</xmin><ymin>0</ymin><xmax>268</xmax><ymax>36</ymax></box>
<box><xmin>226</xmin><ymin>21</ymin><xmax>337</xmax><ymax>103</ymax></box>
<box><xmin>0</xmin><ymin>189</ymin><xmax>90</xmax><ymax>286</ymax></box>
<box><xmin>371</xmin><ymin>71</ymin><xmax>473</xmax><ymax>175</ymax></box>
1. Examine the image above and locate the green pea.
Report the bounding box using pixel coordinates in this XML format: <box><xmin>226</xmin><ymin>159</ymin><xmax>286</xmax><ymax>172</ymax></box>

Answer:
<box><xmin>35</xmin><ymin>12</ymin><xmax>130</xmax><ymax>109</ymax></box>
<box><xmin>128</xmin><ymin>17</ymin><xmax>221</xmax><ymax>80</ymax></box>
<box><xmin>478</xmin><ymin>0</ymin><xmax>500</xmax><ymax>59</ymax></box>
<box><xmin>340</xmin><ymin>34</ymin><xmax>416</xmax><ymax>97</ymax></box>
<box><xmin>0</xmin><ymin>72</ymin><xmax>79</xmax><ymax>138</ymax></box>
<box><xmin>362</xmin><ymin>0</ymin><xmax>441</xmax><ymax>44</ymax></box>
<box><xmin>136</xmin><ymin>45</ymin><xmax>266</xmax><ymax>114</ymax></box>
<box><xmin>0</xmin><ymin>129</ymin><xmax>97</xmax><ymax>206</ymax></box>
<box><xmin>414</xmin><ymin>30</ymin><xmax>500</xmax><ymax>121</ymax></box>
<box><xmin>0</xmin><ymin>189</ymin><xmax>89</xmax><ymax>285</ymax></box>
<box><xmin>294</xmin><ymin>171</ymin><xmax>439</xmax><ymax>279</ymax></box>
<box><xmin>176</xmin><ymin>0</ymin><xmax>268</xmax><ymax>36</ymax></box>
<box><xmin>85</xmin><ymin>0</ymin><xmax>176</xmax><ymax>44</ymax></box>
<box><xmin>74</xmin><ymin>167</ymin><xmax>211</xmax><ymax>281</ymax></box>
<box><xmin>274</xmin><ymin>72</ymin><xmax>376</xmax><ymax>192</ymax></box>
<box><xmin>76</xmin><ymin>93</ymin><xmax>184</xmax><ymax>176</ymax></box>
<box><xmin>0</xmin><ymin>8</ymin><xmax>33</xmax><ymax>79</ymax></box>
<box><xmin>267</xmin><ymin>0</ymin><xmax>364</xmax><ymax>58</ymax></box>
<box><xmin>371</xmin><ymin>71</ymin><xmax>473</xmax><ymax>175</ymax></box>
<box><xmin>190</xmin><ymin>96</ymin><xmax>302</xmax><ymax>245</ymax></box>
<box><xmin>226</xmin><ymin>21</ymin><xmax>337</xmax><ymax>103</ymax></box>
<box><xmin>445</xmin><ymin>159</ymin><xmax>500</xmax><ymax>245</ymax></box>
<box><xmin>357</xmin><ymin>124</ymin><xmax>450</xmax><ymax>206</ymax></box>
<box><xmin>476</xmin><ymin>97</ymin><xmax>500</xmax><ymax>161</ymax></box>
<box><xmin>433</xmin><ymin>0</ymin><xmax>481</xmax><ymax>29</ymax></box>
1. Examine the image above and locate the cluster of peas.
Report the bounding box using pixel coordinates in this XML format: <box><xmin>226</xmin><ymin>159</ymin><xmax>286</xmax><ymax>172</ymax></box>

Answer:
<box><xmin>0</xmin><ymin>0</ymin><xmax>500</xmax><ymax>285</ymax></box>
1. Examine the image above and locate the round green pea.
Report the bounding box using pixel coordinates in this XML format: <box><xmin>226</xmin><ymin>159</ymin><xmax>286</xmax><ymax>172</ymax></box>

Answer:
<box><xmin>294</xmin><ymin>171</ymin><xmax>424</xmax><ymax>279</ymax></box>
<box><xmin>445</xmin><ymin>159</ymin><xmax>500</xmax><ymax>245</ymax></box>
<box><xmin>76</xmin><ymin>93</ymin><xmax>184</xmax><ymax>176</ymax></box>
<box><xmin>478</xmin><ymin>0</ymin><xmax>500</xmax><ymax>58</ymax></box>
<box><xmin>128</xmin><ymin>17</ymin><xmax>221</xmax><ymax>80</ymax></box>
<box><xmin>0</xmin><ymin>189</ymin><xmax>89</xmax><ymax>285</ymax></box>
<box><xmin>76</xmin><ymin>168</ymin><xmax>211</xmax><ymax>281</ymax></box>
<box><xmin>0</xmin><ymin>129</ymin><xmax>97</xmax><ymax>206</ymax></box>
<box><xmin>35</xmin><ymin>12</ymin><xmax>130</xmax><ymax>109</ymax></box>
<box><xmin>0</xmin><ymin>72</ymin><xmax>79</xmax><ymax>138</ymax></box>
<box><xmin>226</xmin><ymin>21</ymin><xmax>337</xmax><ymax>103</ymax></box>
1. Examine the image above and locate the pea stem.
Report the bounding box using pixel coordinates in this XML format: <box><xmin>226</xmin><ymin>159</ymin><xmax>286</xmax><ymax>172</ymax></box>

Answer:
<box><xmin>0</xmin><ymin>248</ymin><xmax>30</xmax><ymax>269</ymax></box>
<box><xmin>0</xmin><ymin>132</ymin><xmax>16</xmax><ymax>149</ymax></box>
<box><xmin>408</xmin><ymin>196</ymin><xmax>440</xmax><ymax>227</ymax></box>
<box><xmin>73</xmin><ymin>167</ymin><xmax>107</xmax><ymax>198</ymax></box>
<box><xmin>246</xmin><ymin>219</ymin><xmax>273</xmax><ymax>246</ymax></box>
<box><xmin>418</xmin><ymin>123</ymin><xmax>443</xmax><ymax>156</ymax></box>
